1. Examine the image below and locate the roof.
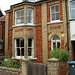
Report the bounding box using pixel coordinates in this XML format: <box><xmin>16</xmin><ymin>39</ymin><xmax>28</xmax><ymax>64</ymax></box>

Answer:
<box><xmin>0</xmin><ymin>16</ymin><xmax>5</xmax><ymax>22</ymax></box>
<box><xmin>5</xmin><ymin>0</ymin><xmax>53</xmax><ymax>13</ymax></box>
<box><xmin>0</xmin><ymin>10</ymin><xmax>4</xmax><ymax>18</ymax></box>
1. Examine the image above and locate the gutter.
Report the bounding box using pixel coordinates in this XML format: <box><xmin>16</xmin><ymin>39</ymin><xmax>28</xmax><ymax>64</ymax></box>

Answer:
<box><xmin>65</xmin><ymin>0</ymin><xmax>69</xmax><ymax>51</ymax></box>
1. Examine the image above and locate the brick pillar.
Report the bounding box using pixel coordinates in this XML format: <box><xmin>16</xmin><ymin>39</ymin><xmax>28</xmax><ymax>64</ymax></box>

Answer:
<box><xmin>22</xmin><ymin>61</ymin><xmax>28</xmax><ymax>75</ymax></box>
<box><xmin>47</xmin><ymin>58</ymin><xmax>59</xmax><ymax>75</ymax></box>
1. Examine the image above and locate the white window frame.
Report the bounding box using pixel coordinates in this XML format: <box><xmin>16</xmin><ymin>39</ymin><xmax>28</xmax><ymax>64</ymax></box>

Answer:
<box><xmin>15</xmin><ymin>39</ymin><xmax>24</xmax><ymax>59</ymax></box>
<box><xmin>15</xmin><ymin>9</ymin><xmax>24</xmax><ymax>25</ymax></box>
<box><xmin>51</xmin><ymin>36</ymin><xmax>61</xmax><ymax>50</ymax></box>
<box><xmin>27</xmin><ymin>38</ymin><xmax>34</xmax><ymax>58</ymax></box>
<box><xmin>70</xmin><ymin>1</ymin><xmax>75</xmax><ymax>19</ymax></box>
<box><xmin>28</xmin><ymin>0</ymin><xmax>40</xmax><ymax>2</ymax></box>
<box><xmin>50</xmin><ymin>4</ymin><xmax>60</xmax><ymax>22</ymax></box>
<box><xmin>27</xmin><ymin>8</ymin><xmax>33</xmax><ymax>24</ymax></box>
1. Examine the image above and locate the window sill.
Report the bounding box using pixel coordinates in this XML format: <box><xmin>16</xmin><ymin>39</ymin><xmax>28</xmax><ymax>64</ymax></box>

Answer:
<box><xmin>69</xmin><ymin>19</ymin><xmax>75</xmax><ymax>21</ymax></box>
<box><xmin>47</xmin><ymin>21</ymin><xmax>63</xmax><ymax>25</ymax></box>
<box><xmin>12</xmin><ymin>24</ymin><xmax>36</xmax><ymax>28</ymax></box>
<box><xmin>12</xmin><ymin>57</ymin><xmax>37</xmax><ymax>60</ymax></box>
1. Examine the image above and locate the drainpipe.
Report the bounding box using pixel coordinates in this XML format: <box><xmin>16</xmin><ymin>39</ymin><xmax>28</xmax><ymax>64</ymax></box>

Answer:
<box><xmin>65</xmin><ymin>0</ymin><xmax>69</xmax><ymax>52</ymax></box>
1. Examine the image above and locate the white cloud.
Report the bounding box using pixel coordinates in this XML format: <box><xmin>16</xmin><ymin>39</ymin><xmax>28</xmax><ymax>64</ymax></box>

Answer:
<box><xmin>0</xmin><ymin>0</ymin><xmax>22</xmax><ymax>15</ymax></box>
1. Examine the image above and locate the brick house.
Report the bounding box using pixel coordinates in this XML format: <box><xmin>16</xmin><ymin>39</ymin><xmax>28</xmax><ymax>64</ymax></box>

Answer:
<box><xmin>5</xmin><ymin>0</ymin><xmax>69</xmax><ymax>63</ymax></box>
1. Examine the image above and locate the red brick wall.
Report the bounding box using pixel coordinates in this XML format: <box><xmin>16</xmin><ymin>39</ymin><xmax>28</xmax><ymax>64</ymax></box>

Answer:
<box><xmin>8</xmin><ymin>11</ymin><xmax>13</xmax><ymax>58</ymax></box>
<box><xmin>59</xmin><ymin>1</ymin><xmax>63</xmax><ymax>21</ymax></box>
<box><xmin>48</xmin><ymin>41</ymin><xmax>51</xmax><ymax>58</ymax></box>
<box><xmin>58</xmin><ymin>62</ymin><xmax>69</xmax><ymax>75</ymax></box>
<box><xmin>36</xmin><ymin>4</ymin><xmax>42</xmax><ymax>63</ymax></box>
<box><xmin>36</xmin><ymin>26</ymin><xmax>42</xmax><ymax>63</ymax></box>
<box><xmin>61</xmin><ymin>40</ymin><xmax>64</xmax><ymax>49</ymax></box>
<box><xmin>47</xmin><ymin>3</ymin><xmax>50</xmax><ymax>22</ymax></box>
<box><xmin>36</xmin><ymin>5</ymin><xmax>42</xmax><ymax>24</ymax></box>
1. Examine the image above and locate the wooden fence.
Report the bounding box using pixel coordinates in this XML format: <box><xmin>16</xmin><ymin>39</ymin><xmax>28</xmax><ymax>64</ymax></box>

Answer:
<box><xmin>27</xmin><ymin>62</ymin><xmax>47</xmax><ymax>75</ymax></box>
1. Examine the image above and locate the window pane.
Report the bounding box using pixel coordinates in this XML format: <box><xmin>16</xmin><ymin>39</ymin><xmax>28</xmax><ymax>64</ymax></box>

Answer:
<box><xmin>55</xmin><ymin>5</ymin><xmax>59</xmax><ymax>12</ymax></box>
<box><xmin>28</xmin><ymin>48</ymin><xmax>32</xmax><ymax>56</ymax></box>
<box><xmin>21</xmin><ymin>17</ymin><xmax>24</xmax><ymax>24</ymax></box>
<box><xmin>16</xmin><ymin>18</ymin><xmax>21</xmax><ymax>24</ymax></box>
<box><xmin>53</xmin><ymin>42</ymin><xmax>56</xmax><ymax>49</ymax></box>
<box><xmin>16</xmin><ymin>10</ymin><xmax>21</xmax><ymax>18</ymax></box>
<box><xmin>20</xmin><ymin>39</ymin><xmax>24</xmax><ymax>47</ymax></box>
<box><xmin>21</xmin><ymin>9</ymin><xmax>24</xmax><ymax>16</ymax></box>
<box><xmin>21</xmin><ymin>48</ymin><xmax>24</xmax><ymax>56</ymax></box>
<box><xmin>27</xmin><ymin>8</ymin><xmax>33</xmax><ymax>23</ymax></box>
<box><xmin>71</xmin><ymin>10</ymin><xmax>75</xmax><ymax>19</ymax></box>
<box><xmin>28</xmin><ymin>39</ymin><xmax>32</xmax><ymax>47</ymax></box>
<box><xmin>56</xmin><ymin>36</ymin><xmax>60</xmax><ymax>40</ymax></box>
<box><xmin>16</xmin><ymin>39</ymin><xmax>20</xmax><ymax>47</ymax></box>
<box><xmin>71</xmin><ymin>2</ymin><xmax>75</xmax><ymax>8</ymax></box>
<box><xmin>28</xmin><ymin>10</ymin><xmax>32</xmax><ymax>16</ymax></box>
<box><xmin>57</xmin><ymin>42</ymin><xmax>60</xmax><ymax>48</ymax></box>
<box><xmin>56</xmin><ymin>13</ymin><xmax>60</xmax><ymax>20</ymax></box>
<box><xmin>51</xmin><ymin>6</ymin><xmax>54</xmax><ymax>13</ymax></box>
<box><xmin>15</xmin><ymin>9</ymin><xmax>24</xmax><ymax>24</ymax></box>
<box><xmin>52</xmin><ymin>14</ymin><xmax>55</xmax><ymax>21</ymax></box>
<box><xmin>17</xmin><ymin>48</ymin><xmax>20</xmax><ymax>56</ymax></box>
<box><xmin>15</xmin><ymin>39</ymin><xmax>24</xmax><ymax>56</ymax></box>
<box><xmin>0</xmin><ymin>43</ymin><xmax>2</xmax><ymax>49</ymax></box>
<box><xmin>28</xmin><ymin>17</ymin><xmax>32</xmax><ymax>23</ymax></box>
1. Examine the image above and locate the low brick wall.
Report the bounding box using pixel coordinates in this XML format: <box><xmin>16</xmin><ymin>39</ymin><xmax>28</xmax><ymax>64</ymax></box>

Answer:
<box><xmin>47</xmin><ymin>58</ymin><xmax>70</xmax><ymax>75</ymax></box>
<box><xmin>0</xmin><ymin>67</ymin><xmax>22</xmax><ymax>75</ymax></box>
<box><xmin>58</xmin><ymin>62</ymin><xmax>69</xmax><ymax>75</ymax></box>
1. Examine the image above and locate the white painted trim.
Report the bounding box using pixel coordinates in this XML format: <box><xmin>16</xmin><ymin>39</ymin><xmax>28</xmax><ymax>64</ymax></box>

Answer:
<box><xmin>47</xmin><ymin>21</ymin><xmax>63</xmax><ymax>24</ymax></box>
<box><xmin>12</xmin><ymin>57</ymin><xmax>37</xmax><ymax>60</ymax></box>
<box><xmin>12</xmin><ymin>24</ymin><xmax>36</xmax><ymax>27</ymax></box>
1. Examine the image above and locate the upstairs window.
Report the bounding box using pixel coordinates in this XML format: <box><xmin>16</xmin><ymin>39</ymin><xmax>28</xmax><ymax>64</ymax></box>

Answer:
<box><xmin>15</xmin><ymin>9</ymin><xmax>24</xmax><ymax>25</ymax></box>
<box><xmin>50</xmin><ymin>5</ymin><xmax>60</xmax><ymax>22</ymax></box>
<box><xmin>71</xmin><ymin>2</ymin><xmax>75</xmax><ymax>19</ymax></box>
<box><xmin>27</xmin><ymin>8</ymin><xmax>33</xmax><ymax>24</ymax></box>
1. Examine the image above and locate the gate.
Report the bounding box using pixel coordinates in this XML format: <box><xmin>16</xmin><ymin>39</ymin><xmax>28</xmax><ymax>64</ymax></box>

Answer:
<box><xmin>28</xmin><ymin>62</ymin><xmax>47</xmax><ymax>75</ymax></box>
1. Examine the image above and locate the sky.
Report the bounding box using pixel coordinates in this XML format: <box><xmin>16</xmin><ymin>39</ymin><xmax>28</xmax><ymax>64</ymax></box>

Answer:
<box><xmin>0</xmin><ymin>0</ymin><xmax>22</xmax><ymax>15</ymax></box>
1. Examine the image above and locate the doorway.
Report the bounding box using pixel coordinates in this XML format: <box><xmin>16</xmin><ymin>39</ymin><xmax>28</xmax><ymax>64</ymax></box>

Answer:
<box><xmin>71</xmin><ymin>41</ymin><xmax>75</xmax><ymax>61</ymax></box>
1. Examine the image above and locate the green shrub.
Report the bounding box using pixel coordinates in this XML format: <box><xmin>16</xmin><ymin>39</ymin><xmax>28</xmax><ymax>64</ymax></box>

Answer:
<box><xmin>0</xmin><ymin>59</ymin><xmax>21</xmax><ymax>68</ymax></box>
<box><xmin>50</xmin><ymin>48</ymin><xmax>70</xmax><ymax>62</ymax></box>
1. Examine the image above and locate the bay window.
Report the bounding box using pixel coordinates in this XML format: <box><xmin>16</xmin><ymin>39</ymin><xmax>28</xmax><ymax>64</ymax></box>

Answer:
<box><xmin>15</xmin><ymin>9</ymin><xmax>24</xmax><ymax>25</ymax></box>
<box><xmin>50</xmin><ymin>5</ymin><xmax>60</xmax><ymax>22</ymax></box>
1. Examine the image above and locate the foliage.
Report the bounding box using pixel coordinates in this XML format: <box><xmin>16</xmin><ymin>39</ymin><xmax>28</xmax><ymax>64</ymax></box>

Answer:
<box><xmin>50</xmin><ymin>48</ymin><xmax>70</xmax><ymax>62</ymax></box>
<box><xmin>0</xmin><ymin>59</ymin><xmax>21</xmax><ymax>68</ymax></box>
